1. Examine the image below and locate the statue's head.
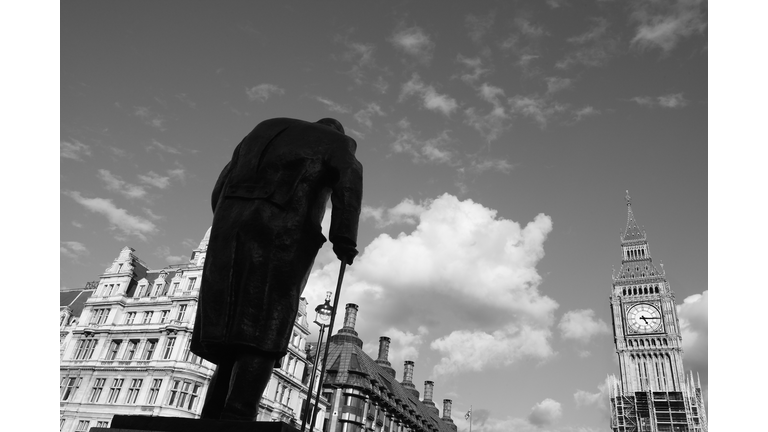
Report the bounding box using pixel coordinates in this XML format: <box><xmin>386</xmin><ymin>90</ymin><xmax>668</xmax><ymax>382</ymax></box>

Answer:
<box><xmin>315</xmin><ymin>118</ymin><xmax>345</xmax><ymax>135</ymax></box>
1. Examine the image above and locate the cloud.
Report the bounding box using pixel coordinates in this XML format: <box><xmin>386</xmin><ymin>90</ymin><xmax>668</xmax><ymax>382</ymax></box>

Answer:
<box><xmin>572</xmin><ymin>106</ymin><xmax>600</xmax><ymax>123</ymax></box>
<box><xmin>315</xmin><ymin>96</ymin><xmax>350</xmax><ymax>114</ymax></box>
<box><xmin>354</xmin><ymin>103</ymin><xmax>385</xmax><ymax>129</ymax></box>
<box><xmin>175</xmin><ymin>93</ymin><xmax>196</xmax><ymax>108</ymax></box>
<box><xmin>304</xmin><ymin>194</ymin><xmax>557</xmax><ymax>377</ymax></box>
<box><xmin>508</xmin><ymin>95</ymin><xmax>568</xmax><ymax>128</ymax></box>
<box><xmin>545</xmin><ymin>77</ymin><xmax>573</xmax><ymax>94</ymax></box>
<box><xmin>134</xmin><ymin>106</ymin><xmax>166</xmax><ymax>130</ymax></box>
<box><xmin>148</xmin><ymin>139</ymin><xmax>182</xmax><ymax>155</ymax></box>
<box><xmin>467</xmin><ymin>156</ymin><xmax>514</xmax><ymax>175</ymax></box>
<box><xmin>465</xmin><ymin>12</ymin><xmax>495</xmax><ymax>43</ymax></box>
<box><xmin>65</xmin><ymin>191</ymin><xmax>158</xmax><ymax>241</ymax></box>
<box><xmin>365</xmin><ymin>326</ymin><xmax>429</xmax><ymax>367</ymax></box>
<box><xmin>500</xmin><ymin>17</ymin><xmax>547</xmax><ymax>70</ymax></box>
<box><xmin>61</xmin><ymin>241</ymin><xmax>89</xmax><ymax>260</ymax></box>
<box><xmin>573</xmin><ymin>377</ymin><xmax>612</xmax><ymax>423</ymax></box>
<box><xmin>361</xmin><ymin>199</ymin><xmax>427</xmax><ymax>227</ymax></box>
<box><xmin>527</xmin><ymin>398</ymin><xmax>563</xmax><ymax>427</ymax></box>
<box><xmin>246</xmin><ymin>83</ymin><xmax>285</xmax><ymax>102</ymax></box>
<box><xmin>631</xmin><ymin>0</ymin><xmax>707</xmax><ymax>53</ymax></box>
<box><xmin>677</xmin><ymin>290</ymin><xmax>707</xmax><ymax>399</ymax></box>
<box><xmin>556</xmin><ymin>18</ymin><xmax>618</xmax><ymax>69</ymax></box>
<box><xmin>631</xmin><ymin>93</ymin><xmax>688</xmax><ymax>108</ymax></box>
<box><xmin>167</xmin><ymin>167</ymin><xmax>186</xmax><ymax>183</ymax></box>
<box><xmin>97</xmin><ymin>169</ymin><xmax>148</xmax><ymax>200</ymax></box>
<box><xmin>61</xmin><ymin>139</ymin><xmax>91</xmax><ymax>161</ymax></box>
<box><xmin>431</xmin><ymin>324</ymin><xmax>554</xmax><ymax>375</ymax></box>
<box><xmin>400</xmin><ymin>74</ymin><xmax>458</xmax><ymax>116</ymax></box>
<box><xmin>390</xmin><ymin>118</ymin><xmax>456</xmax><ymax>165</ymax></box>
<box><xmin>456</xmin><ymin>55</ymin><xmax>490</xmax><ymax>84</ymax></box>
<box><xmin>156</xmin><ymin>245</ymin><xmax>188</xmax><ymax>265</ymax></box>
<box><xmin>464</xmin><ymin>83</ymin><xmax>511</xmax><ymax>142</ymax></box>
<box><xmin>558</xmin><ymin>309</ymin><xmax>610</xmax><ymax>343</ymax></box>
<box><xmin>390</xmin><ymin>26</ymin><xmax>435</xmax><ymax>63</ymax></box>
<box><xmin>138</xmin><ymin>171</ymin><xmax>171</xmax><ymax>189</ymax></box>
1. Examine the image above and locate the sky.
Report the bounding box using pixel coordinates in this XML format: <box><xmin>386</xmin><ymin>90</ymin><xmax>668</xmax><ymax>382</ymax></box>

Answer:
<box><xmin>54</xmin><ymin>1</ymin><xmax>714</xmax><ymax>431</ymax></box>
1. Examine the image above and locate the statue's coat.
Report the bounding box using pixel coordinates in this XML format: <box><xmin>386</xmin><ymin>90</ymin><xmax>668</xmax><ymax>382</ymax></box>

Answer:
<box><xmin>191</xmin><ymin>118</ymin><xmax>363</xmax><ymax>364</ymax></box>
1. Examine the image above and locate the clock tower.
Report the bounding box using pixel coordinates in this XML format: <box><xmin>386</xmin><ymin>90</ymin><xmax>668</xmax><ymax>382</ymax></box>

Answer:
<box><xmin>607</xmin><ymin>192</ymin><xmax>707</xmax><ymax>432</ymax></box>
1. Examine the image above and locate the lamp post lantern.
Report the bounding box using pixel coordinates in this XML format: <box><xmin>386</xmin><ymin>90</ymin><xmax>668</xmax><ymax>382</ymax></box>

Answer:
<box><xmin>300</xmin><ymin>292</ymin><xmax>333</xmax><ymax>432</ymax></box>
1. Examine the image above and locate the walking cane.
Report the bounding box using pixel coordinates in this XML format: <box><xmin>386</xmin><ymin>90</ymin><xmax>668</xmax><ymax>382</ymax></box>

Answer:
<box><xmin>301</xmin><ymin>261</ymin><xmax>347</xmax><ymax>432</ymax></box>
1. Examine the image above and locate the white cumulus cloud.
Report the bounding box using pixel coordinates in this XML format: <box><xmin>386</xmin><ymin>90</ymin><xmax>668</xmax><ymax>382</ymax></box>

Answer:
<box><xmin>677</xmin><ymin>290</ymin><xmax>707</xmax><ymax>401</ymax></box>
<box><xmin>528</xmin><ymin>398</ymin><xmax>563</xmax><ymax>427</ymax></box>
<box><xmin>631</xmin><ymin>0</ymin><xmax>707</xmax><ymax>53</ymax></box>
<box><xmin>558</xmin><ymin>309</ymin><xmax>610</xmax><ymax>343</ymax></box>
<box><xmin>303</xmin><ymin>194</ymin><xmax>557</xmax><ymax>377</ymax></box>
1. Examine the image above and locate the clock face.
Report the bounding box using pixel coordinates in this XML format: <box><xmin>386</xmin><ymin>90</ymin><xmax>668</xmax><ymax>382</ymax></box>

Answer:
<box><xmin>626</xmin><ymin>303</ymin><xmax>663</xmax><ymax>333</ymax></box>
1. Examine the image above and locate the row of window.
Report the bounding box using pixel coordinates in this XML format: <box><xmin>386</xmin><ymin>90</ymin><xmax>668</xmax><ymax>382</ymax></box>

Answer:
<box><xmin>60</xmin><ymin>376</ymin><xmax>202</xmax><ymax>411</ymax></box>
<box><xmin>63</xmin><ymin>419</ymin><xmax>109</xmax><ymax>432</ymax></box>
<box><xmin>134</xmin><ymin>277</ymin><xmax>197</xmax><ymax>298</ymax></box>
<box><xmin>627</xmin><ymin>337</ymin><xmax>669</xmax><ymax>349</ymax></box>
<box><xmin>124</xmin><ymin>305</ymin><xmax>187</xmax><ymax>325</ymax></box>
<box><xmin>621</xmin><ymin>284</ymin><xmax>661</xmax><ymax>296</ymax></box>
<box><xmin>71</xmin><ymin>335</ymin><xmax>204</xmax><ymax>363</ymax></box>
<box><xmin>87</xmin><ymin>304</ymin><xmax>189</xmax><ymax>327</ymax></box>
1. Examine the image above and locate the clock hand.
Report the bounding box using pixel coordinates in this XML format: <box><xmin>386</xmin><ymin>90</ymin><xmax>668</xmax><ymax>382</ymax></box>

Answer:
<box><xmin>640</xmin><ymin>316</ymin><xmax>649</xmax><ymax>324</ymax></box>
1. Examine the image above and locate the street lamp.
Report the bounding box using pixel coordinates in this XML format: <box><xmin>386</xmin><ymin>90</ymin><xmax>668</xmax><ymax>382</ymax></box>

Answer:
<box><xmin>300</xmin><ymin>292</ymin><xmax>333</xmax><ymax>432</ymax></box>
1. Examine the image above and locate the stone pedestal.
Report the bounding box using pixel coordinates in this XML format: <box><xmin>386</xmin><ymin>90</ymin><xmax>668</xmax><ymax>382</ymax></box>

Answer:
<box><xmin>91</xmin><ymin>415</ymin><xmax>302</xmax><ymax>432</ymax></box>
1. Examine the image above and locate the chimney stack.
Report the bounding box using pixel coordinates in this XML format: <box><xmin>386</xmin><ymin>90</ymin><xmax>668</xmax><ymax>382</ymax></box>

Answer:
<box><xmin>341</xmin><ymin>303</ymin><xmax>358</xmax><ymax>334</ymax></box>
<box><xmin>423</xmin><ymin>381</ymin><xmax>434</xmax><ymax>402</ymax></box>
<box><xmin>442</xmin><ymin>399</ymin><xmax>453</xmax><ymax>421</ymax></box>
<box><xmin>330</xmin><ymin>303</ymin><xmax>363</xmax><ymax>348</ymax></box>
<box><xmin>423</xmin><ymin>381</ymin><xmax>439</xmax><ymax>417</ymax></box>
<box><xmin>401</xmin><ymin>361</ymin><xmax>420</xmax><ymax>399</ymax></box>
<box><xmin>375</xmin><ymin>336</ymin><xmax>396</xmax><ymax>378</ymax></box>
<box><xmin>442</xmin><ymin>399</ymin><xmax>457</xmax><ymax>430</ymax></box>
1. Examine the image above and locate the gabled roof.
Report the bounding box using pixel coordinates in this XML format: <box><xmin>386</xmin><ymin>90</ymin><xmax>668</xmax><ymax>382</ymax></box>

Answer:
<box><xmin>60</xmin><ymin>287</ymin><xmax>95</xmax><ymax>317</ymax></box>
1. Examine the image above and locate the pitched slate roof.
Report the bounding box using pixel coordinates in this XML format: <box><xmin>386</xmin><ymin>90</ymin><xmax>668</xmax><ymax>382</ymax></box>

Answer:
<box><xmin>311</xmin><ymin>335</ymin><xmax>456</xmax><ymax>432</ymax></box>
<box><xmin>60</xmin><ymin>287</ymin><xmax>95</xmax><ymax>317</ymax></box>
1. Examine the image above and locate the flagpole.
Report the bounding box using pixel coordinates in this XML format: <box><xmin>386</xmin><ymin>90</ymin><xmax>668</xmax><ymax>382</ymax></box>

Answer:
<box><xmin>469</xmin><ymin>405</ymin><xmax>472</xmax><ymax>432</ymax></box>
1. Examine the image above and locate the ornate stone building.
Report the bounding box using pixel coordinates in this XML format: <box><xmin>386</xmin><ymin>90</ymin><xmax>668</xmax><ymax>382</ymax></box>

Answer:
<box><xmin>59</xmin><ymin>229</ymin><xmax>327</xmax><ymax>432</ymax></box>
<box><xmin>607</xmin><ymin>193</ymin><xmax>707</xmax><ymax>432</ymax></box>
<box><xmin>309</xmin><ymin>303</ymin><xmax>458</xmax><ymax>432</ymax></box>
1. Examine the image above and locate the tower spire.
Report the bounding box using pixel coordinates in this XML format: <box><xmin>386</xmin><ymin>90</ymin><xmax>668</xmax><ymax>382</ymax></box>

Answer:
<box><xmin>622</xmin><ymin>190</ymin><xmax>646</xmax><ymax>242</ymax></box>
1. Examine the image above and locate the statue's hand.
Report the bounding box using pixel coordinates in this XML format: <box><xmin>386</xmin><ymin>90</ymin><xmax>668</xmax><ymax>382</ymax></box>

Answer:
<box><xmin>333</xmin><ymin>241</ymin><xmax>358</xmax><ymax>265</ymax></box>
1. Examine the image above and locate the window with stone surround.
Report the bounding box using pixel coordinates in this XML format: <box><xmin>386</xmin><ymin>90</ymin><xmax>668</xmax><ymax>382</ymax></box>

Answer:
<box><xmin>106</xmin><ymin>378</ymin><xmax>124</xmax><ymax>404</ymax></box>
<box><xmin>147</xmin><ymin>378</ymin><xmax>163</xmax><ymax>404</ymax></box>
<box><xmin>162</xmin><ymin>337</ymin><xmax>176</xmax><ymax>359</ymax></box>
<box><xmin>60</xmin><ymin>376</ymin><xmax>81</xmax><ymax>401</ymax></box>
<box><xmin>142</xmin><ymin>311</ymin><xmax>153</xmax><ymax>324</ymax></box>
<box><xmin>74</xmin><ymin>420</ymin><xmax>90</xmax><ymax>432</ymax></box>
<box><xmin>89</xmin><ymin>378</ymin><xmax>106</xmax><ymax>403</ymax></box>
<box><xmin>142</xmin><ymin>339</ymin><xmax>157</xmax><ymax>360</ymax></box>
<box><xmin>73</xmin><ymin>339</ymin><xmax>97</xmax><ymax>360</ymax></box>
<box><xmin>176</xmin><ymin>304</ymin><xmax>188</xmax><ymax>321</ymax></box>
<box><xmin>125</xmin><ymin>379</ymin><xmax>143</xmax><ymax>404</ymax></box>
<box><xmin>125</xmin><ymin>312</ymin><xmax>136</xmax><ymax>325</ymax></box>
<box><xmin>124</xmin><ymin>340</ymin><xmax>138</xmax><ymax>360</ymax></box>
<box><xmin>89</xmin><ymin>308</ymin><xmax>110</xmax><ymax>325</ymax></box>
<box><xmin>106</xmin><ymin>340</ymin><xmax>121</xmax><ymax>360</ymax></box>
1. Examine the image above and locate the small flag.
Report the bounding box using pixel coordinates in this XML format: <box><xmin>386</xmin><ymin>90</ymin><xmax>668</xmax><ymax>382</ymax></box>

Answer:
<box><xmin>465</xmin><ymin>408</ymin><xmax>471</xmax><ymax>420</ymax></box>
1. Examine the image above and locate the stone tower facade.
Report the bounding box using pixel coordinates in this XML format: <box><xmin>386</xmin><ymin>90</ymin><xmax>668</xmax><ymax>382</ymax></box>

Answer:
<box><xmin>607</xmin><ymin>193</ymin><xmax>707</xmax><ymax>432</ymax></box>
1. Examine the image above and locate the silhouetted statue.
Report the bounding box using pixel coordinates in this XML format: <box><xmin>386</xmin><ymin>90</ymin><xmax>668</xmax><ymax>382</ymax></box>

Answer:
<box><xmin>191</xmin><ymin>117</ymin><xmax>363</xmax><ymax>421</ymax></box>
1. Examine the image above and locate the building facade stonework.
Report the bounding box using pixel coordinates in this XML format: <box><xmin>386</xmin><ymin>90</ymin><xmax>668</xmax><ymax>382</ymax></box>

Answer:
<box><xmin>607</xmin><ymin>194</ymin><xmax>707</xmax><ymax>432</ymax></box>
<box><xmin>59</xmin><ymin>229</ymin><xmax>327</xmax><ymax>432</ymax></box>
